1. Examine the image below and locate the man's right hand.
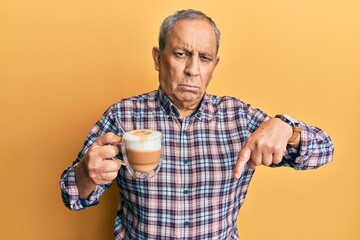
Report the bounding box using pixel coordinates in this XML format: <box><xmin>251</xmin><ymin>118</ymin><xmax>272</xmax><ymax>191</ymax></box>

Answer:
<box><xmin>75</xmin><ymin>132</ymin><xmax>123</xmax><ymax>199</ymax></box>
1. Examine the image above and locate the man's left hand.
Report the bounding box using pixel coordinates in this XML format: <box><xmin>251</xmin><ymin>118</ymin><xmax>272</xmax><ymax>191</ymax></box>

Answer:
<box><xmin>233</xmin><ymin>118</ymin><xmax>294</xmax><ymax>179</ymax></box>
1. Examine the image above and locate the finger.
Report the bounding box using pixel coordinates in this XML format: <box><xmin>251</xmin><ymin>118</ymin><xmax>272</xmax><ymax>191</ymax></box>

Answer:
<box><xmin>250</xmin><ymin>148</ymin><xmax>262</xmax><ymax>168</ymax></box>
<box><xmin>248</xmin><ymin>161</ymin><xmax>257</xmax><ymax>169</ymax></box>
<box><xmin>262</xmin><ymin>152</ymin><xmax>273</xmax><ymax>166</ymax></box>
<box><xmin>95</xmin><ymin>132</ymin><xmax>122</xmax><ymax>146</ymax></box>
<box><xmin>98</xmin><ymin>159</ymin><xmax>123</xmax><ymax>182</ymax></box>
<box><xmin>234</xmin><ymin>147</ymin><xmax>251</xmax><ymax>179</ymax></box>
<box><xmin>101</xmin><ymin>159</ymin><xmax>123</xmax><ymax>173</ymax></box>
<box><xmin>100</xmin><ymin>171</ymin><xmax>119</xmax><ymax>183</ymax></box>
<box><xmin>95</xmin><ymin>144</ymin><xmax>120</xmax><ymax>159</ymax></box>
<box><xmin>272</xmin><ymin>150</ymin><xmax>284</xmax><ymax>165</ymax></box>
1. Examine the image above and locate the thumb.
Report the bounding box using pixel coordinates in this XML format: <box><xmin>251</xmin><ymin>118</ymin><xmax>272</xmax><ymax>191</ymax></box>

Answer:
<box><xmin>234</xmin><ymin>147</ymin><xmax>251</xmax><ymax>179</ymax></box>
<box><xmin>95</xmin><ymin>132</ymin><xmax>122</xmax><ymax>146</ymax></box>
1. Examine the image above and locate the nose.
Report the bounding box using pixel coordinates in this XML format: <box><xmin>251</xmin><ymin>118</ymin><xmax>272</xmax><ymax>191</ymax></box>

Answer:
<box><xmin>184</xmin><ymin>56</ymin><xmax>200</xmax><ymax>77</ymax></box>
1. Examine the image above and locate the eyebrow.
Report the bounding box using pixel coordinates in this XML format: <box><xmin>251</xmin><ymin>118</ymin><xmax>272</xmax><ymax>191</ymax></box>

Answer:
<box><xmin>174</xmin><ymin>47</ymin><xmax>214</xmax><ymax>57</ymax></box>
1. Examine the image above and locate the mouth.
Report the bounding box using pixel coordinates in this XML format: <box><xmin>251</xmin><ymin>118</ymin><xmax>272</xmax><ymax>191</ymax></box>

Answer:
<box><xmin>178</xmin><ymin>84</ymin><xmax>200</xmax><ymax>91</ymax></box>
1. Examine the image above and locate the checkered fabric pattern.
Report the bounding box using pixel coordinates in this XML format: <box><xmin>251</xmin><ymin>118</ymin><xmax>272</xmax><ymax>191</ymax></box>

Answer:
<box><xmin>60</xmin><ymin>89</ymin><xmax>334</xmax><ymax>239</ymax></box>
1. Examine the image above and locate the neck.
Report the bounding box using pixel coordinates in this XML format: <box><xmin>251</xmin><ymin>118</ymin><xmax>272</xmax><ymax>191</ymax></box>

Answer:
<box><xmin>159</xmin><ymin>88</ymin><xmax>204</xmax><ymax>119</ymax></box>
<box><xmin>178</xmin><ymin>108</ymin><xmax>196</xmax><ymax>119</ymax></box>
<box><xmin>172</xmin><ymin>100</ymin><xmax>201</xmax><ymax>119</ymax></box>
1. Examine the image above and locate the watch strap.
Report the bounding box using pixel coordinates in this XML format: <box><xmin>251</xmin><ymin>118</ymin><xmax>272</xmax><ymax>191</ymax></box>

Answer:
<box><xmin>275</xmin><ymin>114</ymin><xmax>301</xmax><ymax>144</ymax></box>
<box><xmin>288</xmin><ymin>126</ymin><xmax>301</xmax><ymax>143</ymax></box>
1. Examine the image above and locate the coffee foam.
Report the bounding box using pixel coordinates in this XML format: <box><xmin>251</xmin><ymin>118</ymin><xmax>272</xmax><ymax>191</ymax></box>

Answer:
<box><xmin>123</xmin><ymin>129</ymin><xmax>162</xmax><ymax>151</ymax></box>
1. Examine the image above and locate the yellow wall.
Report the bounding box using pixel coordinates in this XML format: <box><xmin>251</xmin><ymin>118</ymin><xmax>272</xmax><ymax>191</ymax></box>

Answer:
<box><xmin>1</xmin><ymin>1</ymin><xmax>359</xmax><ymax>239</ymax></box>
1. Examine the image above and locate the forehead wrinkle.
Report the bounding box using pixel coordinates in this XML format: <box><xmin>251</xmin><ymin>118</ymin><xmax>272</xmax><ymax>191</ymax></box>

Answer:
<box><xmin>171</xmin><ymin>36</ymin><xmax>216</xmax><ymax>57</ymax></box>
<box><xmin>167</xmin><ymin>20</ymin><xmax>217</xmax><ymax>56</ymax></box>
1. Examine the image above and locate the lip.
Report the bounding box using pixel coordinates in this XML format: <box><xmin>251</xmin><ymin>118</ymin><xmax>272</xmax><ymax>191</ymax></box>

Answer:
<box><xmin>178</xmin><ymin>84</ymin><xmax>200</xmax><ymax>90</ymax></box>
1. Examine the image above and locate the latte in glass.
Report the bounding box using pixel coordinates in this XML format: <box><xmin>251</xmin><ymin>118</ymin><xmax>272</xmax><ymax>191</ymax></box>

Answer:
<box><xmin>123</xmin><ymin>129</ymin><xmax>162</xmax><ymax>173</ymax></box>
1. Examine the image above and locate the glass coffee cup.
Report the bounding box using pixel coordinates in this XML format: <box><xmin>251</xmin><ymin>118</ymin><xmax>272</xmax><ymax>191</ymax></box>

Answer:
<box><xmin>118</xmin><ymin>129</ymin><xmax>162</xmax><ymax>179</ymax></box>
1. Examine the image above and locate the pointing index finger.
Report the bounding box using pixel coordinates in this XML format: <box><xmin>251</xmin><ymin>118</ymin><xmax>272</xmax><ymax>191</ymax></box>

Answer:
<box><xmin>234</xmin><ymin>147</ymin><xmax>251</xmax><ymax>180</ymax></box>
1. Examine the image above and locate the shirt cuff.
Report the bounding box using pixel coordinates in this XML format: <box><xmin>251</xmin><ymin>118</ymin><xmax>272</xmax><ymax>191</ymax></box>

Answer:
<box><xmin>59</xmin><ymin>163</ymin><xmax>101</xmax><ymax>210</ymax></box>
<box><xmin>281</xmin><ymin>122</ymin><xmax>325</xmax><ymax>170</ymax></box>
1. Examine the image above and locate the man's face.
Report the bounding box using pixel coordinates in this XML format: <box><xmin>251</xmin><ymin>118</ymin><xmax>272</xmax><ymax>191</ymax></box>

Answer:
<box><xmin>153</xmin><ymin>19</ymin><xmax>219</xmax><ymax>111</ymax></box>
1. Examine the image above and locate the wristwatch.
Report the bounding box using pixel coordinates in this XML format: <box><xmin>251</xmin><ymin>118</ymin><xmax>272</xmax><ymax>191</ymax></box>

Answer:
<box><xmin>275</xmin><ymin>114</ymin><xmax>301</xmax><ymax>143</ymax></box>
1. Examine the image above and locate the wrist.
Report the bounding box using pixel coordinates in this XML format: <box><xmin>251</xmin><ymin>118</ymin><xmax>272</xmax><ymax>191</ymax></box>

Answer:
<box><xmin>288</xmin><ymin>128</ymin><xmax>301</xmax><ymax>148</ymax></box>
<box><xmin>75</xmin><ymin>160</ymin><xmax>97</xmax><ymax>199</ymax></box>
<box><xmin>274</xmin><ymin>114</ymin><xmax>301</xmax><ymax>148</ymax></box>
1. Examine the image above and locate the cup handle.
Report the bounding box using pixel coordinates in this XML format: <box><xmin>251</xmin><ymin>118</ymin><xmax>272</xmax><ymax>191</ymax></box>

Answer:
<box><xmin>110</xmin><ymin>138</ymin><xmax>126</xmax><ymax>167</ymax></box>
<box><xmin>112</xmin><ymin>157</ymin><xmax>127</xmax><ymax>167</ymax></box>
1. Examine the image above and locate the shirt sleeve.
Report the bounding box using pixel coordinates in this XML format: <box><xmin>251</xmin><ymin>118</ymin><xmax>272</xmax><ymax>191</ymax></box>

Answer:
<box><xmin>59</xmin><ymin>164</ymin><xmax>112</xmax><ymax>210</ymax></box>
<box><xmin>278</xmin><ymin>121</ymin><xmax>334</xmax><ymax>170</ymax></box>
<box><xmin>59</xmin><ymin>105</ymin><xmax>119</xmax><ymax>210</ymax></box>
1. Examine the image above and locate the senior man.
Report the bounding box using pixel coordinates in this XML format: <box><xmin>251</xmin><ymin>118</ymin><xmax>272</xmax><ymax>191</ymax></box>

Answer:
<box><xmin>60</xmin><ymin>9</ymin><xmax>334</xmax><ymax>239</ymax></box>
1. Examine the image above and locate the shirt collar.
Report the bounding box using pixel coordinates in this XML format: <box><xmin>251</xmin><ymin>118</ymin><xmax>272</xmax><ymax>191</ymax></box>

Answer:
<box><xmin>156</xmin><ymin>88</ymin><xmax>213</xmax><ymax>121</ymax></box>
<box><xmin>157</xmin><ymin>88</ymin><xmax>179</xmax><ymax>117</ymax></box>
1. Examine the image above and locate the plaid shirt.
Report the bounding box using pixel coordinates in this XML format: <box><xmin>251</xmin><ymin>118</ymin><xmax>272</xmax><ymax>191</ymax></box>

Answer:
<box><xmin>60</xmin><ymin>89</ymin><xmax>333</xmax><ymax>239</ymax></box>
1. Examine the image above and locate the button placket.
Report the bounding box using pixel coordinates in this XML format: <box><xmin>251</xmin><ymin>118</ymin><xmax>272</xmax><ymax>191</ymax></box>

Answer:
<box><xmin>179</xmin><ymin>121</ymin><xmax>191</xmax><ymax>236</ymax></box>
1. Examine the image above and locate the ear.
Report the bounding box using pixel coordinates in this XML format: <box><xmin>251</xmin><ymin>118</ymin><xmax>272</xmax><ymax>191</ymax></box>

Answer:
<box><xmin>215</xmin><ymin>56</ymin><xmax>220</xmax><ymax>68</ymax></box>
<box><xmin>152</xmin><ymin>47</ymin><xmax>160</xmax><ymax>71</ymax></box>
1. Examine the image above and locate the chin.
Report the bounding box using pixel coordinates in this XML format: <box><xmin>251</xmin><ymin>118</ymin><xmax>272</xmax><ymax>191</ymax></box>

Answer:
<box><xmin>179</xmin><ymin>94</ymin><xmax>202</xmax><ymax>104</ymax></box>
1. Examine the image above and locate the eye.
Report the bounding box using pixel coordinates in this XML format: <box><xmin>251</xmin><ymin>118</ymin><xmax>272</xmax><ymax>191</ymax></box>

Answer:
<box><xmin>200</xmin><ymin>55</ymin><xmax>212</xmax><ymax>62</ymax></box>
<box><xmin>175</xmin><ymin>51</ymin><xmax>188</xmax><ymax>58</ymax></box>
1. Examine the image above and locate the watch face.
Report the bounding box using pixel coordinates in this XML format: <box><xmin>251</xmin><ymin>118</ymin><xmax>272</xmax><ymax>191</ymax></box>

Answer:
<box><xmin>283</xmin><ymin>114</ymin><xmax>300</xmax><ymax>126</ymax></box>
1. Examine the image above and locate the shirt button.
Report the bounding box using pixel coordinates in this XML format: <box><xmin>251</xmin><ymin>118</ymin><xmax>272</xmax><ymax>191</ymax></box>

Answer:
<box><xmin>183</xmin><ymin>160</ymin><xmax>189</xmax><ymax>165</ymax></box>
<box><xmin>182</xmin><ymin>130</ymin><xmax>187</xmax><ymax>135</ymax></box>
<box><xmin>184</xmin><ymin>221</ymin><xmax>190</xmax><ymax>227</ymax></box>
<box><xmin>183</xmin><ymin>189</ymin><xmax>189</xmax><ymax>195</ymax></box>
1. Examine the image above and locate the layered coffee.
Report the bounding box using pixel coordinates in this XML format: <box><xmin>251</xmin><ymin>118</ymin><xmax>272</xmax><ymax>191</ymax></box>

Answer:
<box><xmin>123</xmin><ymin>129</ymin><xmax>162</xmax><ymax>173</ymax></box>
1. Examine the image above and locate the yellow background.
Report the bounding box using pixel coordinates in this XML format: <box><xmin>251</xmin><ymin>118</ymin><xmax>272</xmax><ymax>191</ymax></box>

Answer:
<box><xmin>1</xmin><ymin>0</ymin><xmax>359</xmax><ymax>239</ymax></box>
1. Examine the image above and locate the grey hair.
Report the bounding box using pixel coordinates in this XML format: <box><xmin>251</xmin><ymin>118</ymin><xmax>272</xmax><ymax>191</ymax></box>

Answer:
<box><xmin>158</xmin><ymin>9</ymin><xmax>221</xmax><ymax>53</ymax></box>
